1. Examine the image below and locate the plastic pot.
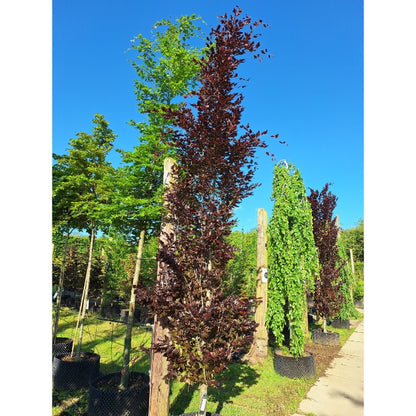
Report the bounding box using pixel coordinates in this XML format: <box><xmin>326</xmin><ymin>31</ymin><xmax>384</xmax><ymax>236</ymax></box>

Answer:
<box><xmin>88</xmin><ymin>372</ymin><xmax>149</xmax><ymax>416</ymax></box>
<box><xmin>52</xmin><ymin>337</ymin><xmax>73</xmax><ymax>356</ymax></box>
<box><xmin>311</xmin><ymin>328</ymin><xmax>339</xmax><ymax>346</ymax></box>
<box><xmin>52</xmin><ymin>352</ymin><xmax>100</xmax><ymax>391</ymax></box>
<box><xmin>330</xmin><ymin>318</ymin><xmax>350</xmax><ymax>329</ymax></box>
<box><xmin>273</xmin><ymin>349</ymin><xmax>315</xmax><ymax>379</ymax></box>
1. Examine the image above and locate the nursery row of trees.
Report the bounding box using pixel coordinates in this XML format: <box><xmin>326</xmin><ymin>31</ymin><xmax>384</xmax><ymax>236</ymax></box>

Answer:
<box><xmin>52</xmin><ymin>222</ymin><xmax>362</xmax><ymax>307</ymax></box>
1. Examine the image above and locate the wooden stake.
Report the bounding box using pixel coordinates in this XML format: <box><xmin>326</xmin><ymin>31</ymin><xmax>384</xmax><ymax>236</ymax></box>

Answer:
<box><xmin>245</xmin><ymin>208</ymin><xmax>268</xmax><ymax>365</ymax></box>
<box><xmin>148</xmin><ymin>158</ymin><xmax>175</xmax><ymax>416</ymax></box>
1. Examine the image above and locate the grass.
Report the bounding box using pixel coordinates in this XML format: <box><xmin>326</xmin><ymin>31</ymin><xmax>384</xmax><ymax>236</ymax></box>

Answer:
<box><xmin>53</xmin><ymin>306</ymin><xmax>361</xmax><ymax>416</ymax></box>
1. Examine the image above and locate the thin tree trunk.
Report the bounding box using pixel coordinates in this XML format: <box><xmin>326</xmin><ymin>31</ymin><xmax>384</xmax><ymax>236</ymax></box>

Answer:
<box><xmin>349</xmin><ymin>248</ymin><xmax>356</xmax><ymax>302</ymax></box>
<box><xmin>246</xmin><ymin>208</ymin><xmax>268</xmax><ymax>365</ymax></box>
<box><xmin>148</xmin><ymin>157</ymin><xmax>175</xmax><ymax>416</ymax></box>
<box><xmin>120</xmin><ymin>228</ymin><xmax>146</xmax><ymax>389</ymax></box>
<box><xmin>323</xmin><ymin>317</ymin><xmax>327</xmax><ymax>333</ymax></box>
<box><xmin>52</xmin><ymin>230</ymin><xmax>70</xmax><ymax>344</ymax></box>
<box><xmin>99</xmin><ymin>238</ymin><xmax>112</xmax><ymax>314</ymax></box>
<box><xmin>75</xmin><ymin>228</ymin><xmax>96</xmax><ymax>357</ymax></box>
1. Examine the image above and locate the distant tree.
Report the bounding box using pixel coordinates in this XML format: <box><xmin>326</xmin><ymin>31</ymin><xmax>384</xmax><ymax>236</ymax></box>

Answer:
<box><xmin>336</xmin><ymin>236</ymin><xmax>359</xmax><ymax>319</ymax></box>
<box><xmin>308</xmin><ymin>184</ymin><xmax>345</xmax><ymax>332</ymax></box>
<box><xmin>341</xmin><ymin>220</ymin><xmax>364</xmax><ymax>262</ymax></box>
<box><xmin>52</xmin><ymin>114</ymin><xmax>116</xmax><ymax>357</ymax></box>
<box><xmin>137</xmin><ymin>6</ymin><xmax>270</xmax><ymax>407</ymax></box>
<box><xmin>224</xmin><ymin>230</ymin><xmax>257</xmax><ymax>297</ymax></box>
<box><xmin>267</xmin><ymin>162</ymin><xmax>319</xmax><ymax>358</ymax></box>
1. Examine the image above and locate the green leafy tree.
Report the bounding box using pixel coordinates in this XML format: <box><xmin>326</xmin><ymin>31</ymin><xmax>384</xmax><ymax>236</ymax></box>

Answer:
<box><xmin>267</xmin><ymin>162</ymin><xmax>319</xmax><ymax>358</ymax></box>
<box><xmin>224</xmin><ymin>230</ymin><xmax>257</xmax><ymax>297</ymax></box>
<box><xmin>336</xmin><ymin>236</ymin><xmax>359</xmax><ymax>319</ymax></box>
<box><xmin>341</xmin><ymin>219</ymin><xmax>364</xmax><ymax>262</ymax></box>
<box><xmin>52</xmin><ymin>114</ymin><xmax>116</xmax><ymax>357</ymax></box>
<box><xmin>110</xmin><ymin>15</ymin><xmax>206</xmax><ymax>389</ymax></box>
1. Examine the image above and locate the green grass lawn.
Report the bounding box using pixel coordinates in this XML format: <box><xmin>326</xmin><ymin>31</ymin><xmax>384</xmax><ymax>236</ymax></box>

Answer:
<box><xmin>53</xmin><ymin>307</ymin><xmax>361</xmax><ymax>416</ymax></box>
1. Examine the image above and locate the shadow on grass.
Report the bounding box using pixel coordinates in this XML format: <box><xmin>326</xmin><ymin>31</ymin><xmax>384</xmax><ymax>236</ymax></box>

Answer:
<box><xmin>170</xmin><ymin>383</ymin><xmax>198</xmax><ymax>415</ymax></box>
<box><xmin>52</xmin><ymin>387</ymin><xmax>89</xmax><ymax>416</ymax></box>
<box><xmin>212</xmin><ymin>361</ymin><xmax>260</xmax><ymax>414</ymax></box>
<box><xmin>170</xmin><ymin>360</ymin><xmax>260</xmax><ymax>415</ymax></box>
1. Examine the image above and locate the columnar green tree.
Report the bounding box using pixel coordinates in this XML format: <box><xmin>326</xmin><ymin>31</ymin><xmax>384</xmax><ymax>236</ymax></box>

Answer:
<box><xmin>110</xmin><ymin>15</ymin><xmax>206</xmax><ymax>389</ymax></box>
<box><xmin>52</xmin><ymin>114</ymin><xmax>116</xmax><ymax>357</ymax></box>
<box><xmin>336</xmin><ymin>236</ymin><xmax>359</xmax><ymax>320</ymax></box>
<box><xmin>267</xmin><ymin>162</ymin><xmax>319</xmax><ymax>358</ymax></box>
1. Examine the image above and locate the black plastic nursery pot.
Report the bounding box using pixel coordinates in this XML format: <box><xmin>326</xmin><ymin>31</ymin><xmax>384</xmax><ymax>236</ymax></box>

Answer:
<box><xmin>52</xmin><ymin>337</ymin><xmax>73</xmax><ymax>356</ymax></box>
<box><xmin>88</xmin><ymin>372</ymin><xmax>149</xmax><ymax>416</ymax></box>
<box><xmin>273</xmin><ymin>349</ymin><xmax>315</xmax><ymax>379</ymax></box>
<box><xmin>330</xmin><ymin>318</ymin><xmax>350</xmax><ymax>329</ymax></box>
<box><xmin>311</xmin><ymin>328</ymin><xmax>339</xmax><ymax>346</ymax></box>
<box><xmin>52</xmin><ymin>352</ymin><xmax>100</xmax><ymax>391</ymax></box>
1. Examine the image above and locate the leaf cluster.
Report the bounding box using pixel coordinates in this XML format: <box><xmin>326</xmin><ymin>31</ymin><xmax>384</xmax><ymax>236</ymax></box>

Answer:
<box><xmin>266</xmin><ymin>163</ymin><xmax>319</xmax><ymax>358</ymax></box>
<box><xmin>136</xmin><ymin>7</ymin><xmax>269</xmax><ymax>386</ymax></box>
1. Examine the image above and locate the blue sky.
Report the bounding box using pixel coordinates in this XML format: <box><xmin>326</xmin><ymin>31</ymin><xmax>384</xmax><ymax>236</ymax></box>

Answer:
<box><xmin>52</xmin><ymin>0</ymin><xmax>363</xmax><ymax>231</ymax></box>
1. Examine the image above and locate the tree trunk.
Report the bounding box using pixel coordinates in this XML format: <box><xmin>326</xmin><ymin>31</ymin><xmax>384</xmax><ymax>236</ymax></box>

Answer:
<box><xmin>52</xmin><ymin>230</ymin><xmax>70</xmax><ymax>344</ymax></box>
<box><xmin>246</xmin><ymin>208</ymin><xmax>268</xmax><ymax>365</ymax></box>
<box><xmin>99</xmin><ymin>237</ymin><xmax>112</xmax><ymax>314</ymax></box>
<box><xmin>323</xmin><ymin>317</ymin><xmax>327</xmax><ymax>333</ymax></box>
<box><xmin>75</xmin><ymin>228</ymin><xmax>96</xmax><ymax>357</ymax></box>
<box><xmin>120</xmin><ymin>228</ymin><xmax>146</xmax><ymax>389</ymax></box>
<box><xmin>148</xmin><ymin>158</ymin><xmax>175</xmax><ymax>416</ymax></box>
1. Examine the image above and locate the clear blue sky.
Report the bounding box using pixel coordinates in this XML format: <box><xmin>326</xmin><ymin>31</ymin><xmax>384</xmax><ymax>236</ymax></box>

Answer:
<box><xmin>52</xmin><ymin>0</ymin><xmax>363</xmax><ymax>231</ymax></box>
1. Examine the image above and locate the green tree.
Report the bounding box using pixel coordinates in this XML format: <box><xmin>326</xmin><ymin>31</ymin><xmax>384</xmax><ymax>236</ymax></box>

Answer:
<box><xmin>341</xmin><ymin>219</ymin><xmax>364</xmax><ymax>262</ymax></box>
<box><xmin>336</xmin><ymin>236</ymin><xmax>359</xmax><ymax>319</ymax></box>
<box><xmin>224</xmin><ymin>230</ymin><xmax>257</xmax><ymax>297</ymax></box>
<box><xmin>52</xmin><ymin>114</ymin><xmax>116</xmax><ymax>357</ymax></box>
<box><xmin>111</xmin><ymin>15</ymin><xmax>206</xmax><ymax>389</ymax></box>
<box><xmin>267</xmin><ymin>162</ymin><xmax>319</xmax><ymax>358</ymax></box>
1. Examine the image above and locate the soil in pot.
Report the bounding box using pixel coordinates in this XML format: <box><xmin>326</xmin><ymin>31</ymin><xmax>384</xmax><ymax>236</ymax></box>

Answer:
<box><xmin>52</xmin><ymin>337</ymin><xmax>73</xmax><ymax>356</ymax></box>
<box><xmin>88</xmin><ymin>371</ymin><xmax>149</xmax><ymax>416</ymax></box>
<box><xmin>273</xmin><ymin>349</ymin><xmax>315</xmax><ymax>379</ymax></box>
<box><xmin>52</xmin><ymin>352</ymin><xmax>100</xmax><ymax>391</ymax></box>
<box><xmin>311</xmin><ymin>328</ymin><xmax>339</xmax><ymax>346</ymax></box>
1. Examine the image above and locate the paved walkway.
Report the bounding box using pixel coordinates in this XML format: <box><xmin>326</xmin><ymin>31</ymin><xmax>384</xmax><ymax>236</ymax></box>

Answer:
<box><xmin>293</xmin><ymin>319</ymin><xmax>364</xmax><ymax>416</ymax></box>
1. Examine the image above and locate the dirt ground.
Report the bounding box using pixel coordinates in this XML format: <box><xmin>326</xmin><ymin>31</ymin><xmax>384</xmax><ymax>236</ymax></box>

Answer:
<box><xmin>304</xmin><ymin>341</ymin><xmax>341</xmax><ymax>376</ymax></box>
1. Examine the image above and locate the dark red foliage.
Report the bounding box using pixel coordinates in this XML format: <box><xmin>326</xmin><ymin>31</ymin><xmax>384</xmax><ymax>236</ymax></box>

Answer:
<box><xmin>308</xmin><ymin>184</ymin><xmax>345</xmax><ymax>320</ymax></box>
<box><xmin>136</xmin><ymin>7</ymin><xmax>268</xmax><ymax>386</ymax></box>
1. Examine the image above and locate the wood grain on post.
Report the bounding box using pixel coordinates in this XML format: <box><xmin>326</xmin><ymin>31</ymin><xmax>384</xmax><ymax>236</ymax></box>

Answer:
<box><xmin>148</xmin><ymin>157</ymin><xmax>175</xmax><ymax>416</ymax></box>
<box><xmin>246</xmin><ymin>208</ymin><xmax>268</xmax><ymax>365</ymax></box>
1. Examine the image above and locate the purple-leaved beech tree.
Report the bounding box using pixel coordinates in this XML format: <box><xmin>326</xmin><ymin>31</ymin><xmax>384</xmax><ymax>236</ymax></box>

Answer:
<box><xmin>137</xmin><ymin>6</ymin><xmax>275</xmax><ymax>410</ymax></box>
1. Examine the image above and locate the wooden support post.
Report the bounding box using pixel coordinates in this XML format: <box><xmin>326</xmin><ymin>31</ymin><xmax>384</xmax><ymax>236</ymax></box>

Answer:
<box><xmin>148</xmin><ymin>158</ymin><xmax>175</xmax><ymax>416</ymax></box>
<box><xmin>349</xmin><ymin>248</ymin><xmax>355</xmax><ymax>275</ymax></box>
<box><xmin>245</xmin><ymin>208</ymin><xmax>268</xmax><ymax>365</ymax></box>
